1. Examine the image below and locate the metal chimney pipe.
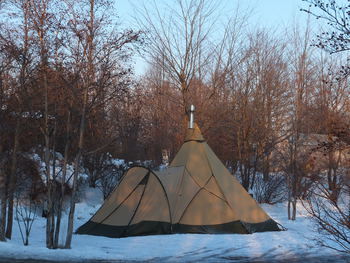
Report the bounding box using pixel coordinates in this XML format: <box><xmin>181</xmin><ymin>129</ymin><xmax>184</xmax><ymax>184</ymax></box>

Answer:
<box><xmin>189</xmin><ymin>105</ymin><xmax>195</xmax><ymax>129</ymax></box>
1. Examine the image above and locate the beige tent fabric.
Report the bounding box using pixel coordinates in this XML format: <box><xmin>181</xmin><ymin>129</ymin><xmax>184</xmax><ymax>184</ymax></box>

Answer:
<box><xmin>78</xmin><ymin>123</ymin><xmax>279</xmax><ymax>237</ymax></box>
<box><xmin>179</xmin><ymin>188</ymin><xmax>237</xmax><ymax>225</ymax></box>
<box><xmin>171</xmin><ymin>169</ymin><xmax>200</xmax><ymax>223</ymax></box>
<box><xmin>204</xmin><ymin>143</ymin><xmax>270</xmax><ymax>223</ymax></box>
<box><xmin>185</xmin><ymin>123</ymin><xmax>204</xmax><ymax>141</ymax></box>
<box><xmin>171</xmin><ymin>142</ymin><xmax>212</xmax><ymax>186</ymax></box>
<box><xmin>103</xmin><ymin>186</ymin><xmax>144</xmax><ymax>226</ymax></box>
<box><xmin>167</xmin><ymin>124</ymin><xmax>271</xmax><ymax>225</ymax></box>
<box><xmin>131</xmin><ymin>173</ymin><xmax>170</xmax><ymax>224</ymax></box>
<box><xmin>156</xmin><ymin>166</ymin><xmax>185</xmax><ymax>210</ymax></box>
<box><xmin>204</xmin><ymin>176</ymin><xmax>226</xmax><ymax>200</ymax></box>
<box><xmin>170</xmin><ymin>141</ymin><xmax>192</xmax><ymax>167</ymax></box>
<box><xmin>185</xmin><ymin>142</ymin><xmax>212</xmax><ymax>187</ymax></box>
<box><xmin>91</xmin><ymin>167</ymin><xmax>148</xmax><ymax>223</ymax></box>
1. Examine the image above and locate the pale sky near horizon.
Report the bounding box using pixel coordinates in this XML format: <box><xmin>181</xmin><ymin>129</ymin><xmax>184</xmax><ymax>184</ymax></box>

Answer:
<box><xmin>116</xmin><ymin>0</ymin><xmax>311</xmax><ymax>75</ymax></box>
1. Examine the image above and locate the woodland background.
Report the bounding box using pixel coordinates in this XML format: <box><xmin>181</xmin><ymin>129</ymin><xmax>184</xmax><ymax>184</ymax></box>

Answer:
<box><xmin>0</xmin><ymin>0</ymin><xmax>349</xmax><ymax>253</ymax></box>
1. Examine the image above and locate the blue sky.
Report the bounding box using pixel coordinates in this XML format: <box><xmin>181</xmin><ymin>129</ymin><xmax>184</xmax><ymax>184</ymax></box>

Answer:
<box><xmin>116</xmin><ymin>0</ymin><xmax>311</xmax><ymax>75</ymax></box>
<box><xmin>117</xmin><ymin>0</ymin><xmax>309</xmax><ymax>28</ymax></box>
<box><xmin>249</xmin><ymin>0</ymin><xmax>305</xmax><ymax>27</ymax></box>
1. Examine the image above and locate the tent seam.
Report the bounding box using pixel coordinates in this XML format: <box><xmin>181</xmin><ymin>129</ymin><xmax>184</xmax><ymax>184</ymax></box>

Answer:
<box><xmin>149</xmin><ymin>170</ymin><xmax>173</xmax><ymax>227</ymax></box>
<box><xmin>202</xmin><ymin>143</ymin><xmax>237</xmax><ymax>217</ymax></box>
<box><xmin>122</xmin><ymin>172</ymin><xmax>151</xmax><ymax>236</ymax></box>
<box><xmin>176</xmin><ymin>175</ymin><xmax>212</xmax><ymax>224</ymax></box>
<box><xmin>86</xmin><ymin>167</ymin><xmax>149</xmax><ymax>232</ymax></box>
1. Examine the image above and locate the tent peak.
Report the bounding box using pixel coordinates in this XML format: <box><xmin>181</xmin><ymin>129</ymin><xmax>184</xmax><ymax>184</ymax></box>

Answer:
<box><xmin>185</xmin><ymin>122</ymin><xmax>204</xmax><ymax>142</ymax></box>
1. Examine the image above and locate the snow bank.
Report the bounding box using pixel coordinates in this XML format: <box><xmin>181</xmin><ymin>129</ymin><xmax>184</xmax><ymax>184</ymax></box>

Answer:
<box><xmin>0</xmin><ymin>195</ymin><xmax>348</xmax><ymax>262</ymax></box>
<box><xmin>29</xmin><ymin>151</ymin><xmax>89</xmax><ymax>187</ymax></box>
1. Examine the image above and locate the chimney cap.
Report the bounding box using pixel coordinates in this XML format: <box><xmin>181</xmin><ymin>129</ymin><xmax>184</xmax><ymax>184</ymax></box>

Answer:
<box><xmin>189</xmin><ymin>104</ymin><xmax>195</xmax><ymax>129</ymax></box>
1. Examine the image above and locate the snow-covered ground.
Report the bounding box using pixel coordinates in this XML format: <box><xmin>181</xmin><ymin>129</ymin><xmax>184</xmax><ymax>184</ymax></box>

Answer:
<box><xmin>0</xmin><ymin>188</ymin><xmax>349</xmax><ymax>263</ymax></box>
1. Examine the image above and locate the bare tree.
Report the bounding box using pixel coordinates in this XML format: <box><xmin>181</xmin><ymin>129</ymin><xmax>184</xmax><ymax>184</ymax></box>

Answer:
<box><xmin>27</xmin><ymin>0</ymin><xmax>57</xmax><ymax>248</ymax></box>
<box><xmin>230</xmin><ymin>29</ymin><xmax>290</xmax><ymax>191</ymax></box>
<box><xmin>285</xmin><ymin>22</ymin><xmax>315</xmax><ymax>220</ymax></box>
<box><xmin>0</xmin><ymin>0</ymin><xmax>34</xmax><ymax>240</ymax></box>
<box><xmin>63</xmin><ymin>0</ymin><xmax>141</xmax><ymax>248</ymax></box>
<box><xmin>0</xmin><ymin>0</ymin><xmax>140</xmax><ymax>249</ymax></box>
<box><xmin>96</xmin><ymin>159</ymin><xmax>126</xmax><ymax>200</ymax></box>
<box><xmin>301</xmin><ymin>0</ymin><xmax>350</xmax><ymax>79</ymax></box>
<box><xmin>299</xmin><ymin>1</ymin><xmax>350</xmax><ymax>227</ymax></box>
<box><xmin>301</xmin><ymin>0</ymin><xmax>350</xmax><ymax>54</ymax></box>
<box><xmin>0</xmin><ymin>150</ymin><xmax>6</xmax><ymax>241</ymax></box>
<box><xmin>135</xmin><ymin>0</ymin><xmax>222</xmax><ymax>117</ymax></box>
<box><xmin>15</xmin><ymin>197</ymin><xmax>37</xmax><ymax>246</ymax></box>
<box><xmin>53</xmin><ymin>109</ymin><xmax>71</xmax><ymax>248</ymax></box>
<box><xmin>302</xmin><ymin>182</ymin><xmax>350</xmax><ymax>253</ymax></box>
<box><xmin>312</xmin><ymin>55</ymin><xmax>350</xmax><ymax>203</ymax></box>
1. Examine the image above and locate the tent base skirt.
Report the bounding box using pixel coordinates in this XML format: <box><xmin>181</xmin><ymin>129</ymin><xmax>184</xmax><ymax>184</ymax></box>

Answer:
<box><xmin>76</xmin><ymin>219</ymin><xmax>280</xmax><ymax>238</ymax></box>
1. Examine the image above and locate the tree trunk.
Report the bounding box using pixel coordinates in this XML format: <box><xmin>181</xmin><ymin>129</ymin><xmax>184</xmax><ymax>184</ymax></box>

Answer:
<box><xmin>44</xmin><ymin>131</ymin><xmax>53</xmax><ymax>249</ymax></box>
<box><xmin>263</xmin><ymin>156</ymin><xmax>270</xmax><ymax>182</ymax></box>
<box><xmin>64</xmin><ymin>152</ymin><xmax>80</xmax><ymax>249</ymax></box>
<box><xmin>5</xmin><ymin>119</ymin><xmax>20</xmax><ymax>239</ymax></box>
<box><xmin>24</xmin><ymin>234</ymin><xmax>28</xmax><ymax>246</ymax></box>
<box><xmin>5</xmin><ymin>200</ymin><xmax>13</xmax><ymax>239</ymax></box>
<box><xmin>32</xmin><ymin>0</ymin><xmax>54</xmax><ymax>248</ymax></box>
<box><xmin>291</xmin><ymin>159</ymin><xmax>297</xmax><ymax>221</ymax></box>
<box><xmin>66</xmin><ymin>0</ymin><xmax>93</xmax><ymax>248</ymax></box>
<box><xmin>291</xmin><ymin>172</ymin><xmax>297</xmax><ymax>221</ymax></box>
<box><xmin>43</xmin><ymin>59</ymin><xmax>53</xmax><ymax>249</ymax></box>
<box><xmin>242</xmin><ymin>165</ymin><xmax>250</xmax><ymax>191</ymax></box>
<box><xmin>0</xmin><ymin>145</ymin><xmax>7</xmax><ymax>241</ymax></box>
<box><xmin>49</xmin><ymin>119</ymin><xmax>57</xmax><ymax>248</ymax></box>
<box><xmin>292</xmin><ymin>196</ymin><xmax>297</xmax><ymax>220</ymax></box>
<box><xmin>54</xmin><ymin>111</ymin><xmax>71</xmax><ymax>248</ymax></box>
<box><xmin>0</xmin><ymin>149</ymin><xmax>6</xmax><ymax>242</ymax></box>
<box><xmin>287</xmin><ymin>197</ymin><xmax>291</xmax><ymax>220</ymax></box>
<box><xmin>327</xmin><ymin>159</ymin><xmax>333</xmax><ymax>191</ymax></box>
<box><xmin>287</xmin><ymin>171</ymin><xmax>292</xmax><ymax>220</ymax></box>
<box><xmin>65</xmin><ymin>105</ymin><xmax>86</xmax><ymax>248</ymax></box>
<box><xmin>65</xmin><ymin>82</ymin><xmax>88</xmax><ymax>249</ymax></box>
<box><xmin>251</xmin><ymin>169</ymin><xmax>257</xmax><ymax>191</ymax></box>
<box><xmin>0</xmin><ymin>195</ymin><xmax>6</xmax><ymax>242</ymax></box>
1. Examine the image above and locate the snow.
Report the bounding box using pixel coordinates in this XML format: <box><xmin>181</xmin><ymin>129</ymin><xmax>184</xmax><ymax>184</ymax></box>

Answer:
<box><xmin>0</xmin><ymin>188</ymin><xmax>348</xmax><ymax>262</ymax></box>
<box><xmin>110</xmin><ymin>158</ymin><xmax>125</xmax><ymax>167</ymax></box>
<box><xmin>29</xmin><ymin>151</ymin><xmax>88</xmax><ymax>187</ymax></box>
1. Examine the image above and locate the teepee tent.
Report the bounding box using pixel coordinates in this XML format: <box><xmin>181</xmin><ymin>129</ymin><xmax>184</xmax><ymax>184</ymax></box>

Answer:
<box><xmin>76</xmin><ymin>124</ymin><xmax>280</xmax><ymax>238</ymax></box>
